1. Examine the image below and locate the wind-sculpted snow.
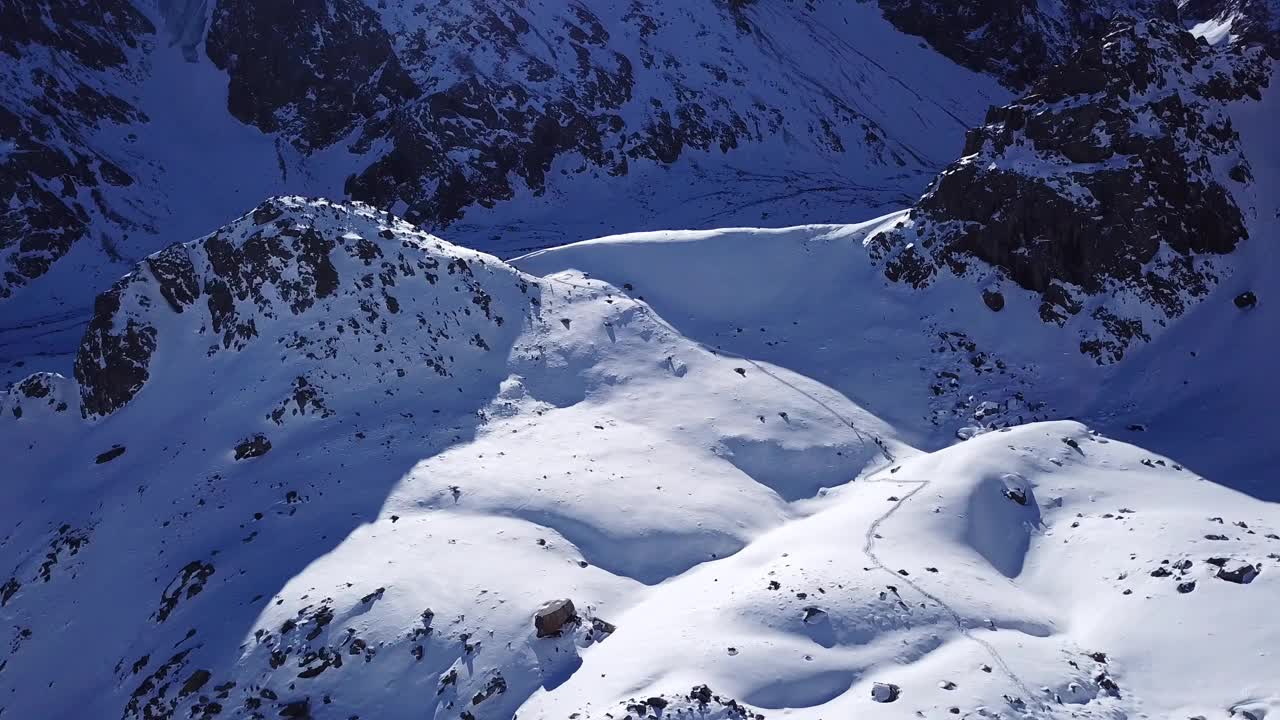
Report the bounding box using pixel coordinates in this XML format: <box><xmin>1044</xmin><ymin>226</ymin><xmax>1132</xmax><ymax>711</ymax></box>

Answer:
<box><xmin>4</xmin><ymin>198</ymin><xmax>1280</xmax><ymax>718</ymax></box>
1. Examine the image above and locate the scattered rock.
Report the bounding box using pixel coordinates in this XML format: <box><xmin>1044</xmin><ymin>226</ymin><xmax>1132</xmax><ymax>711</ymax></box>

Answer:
<box><xmin>1176</xmin><ymin>580</ymin><xmax>1197</xmax><ymax>594</ymax></box>
<box><xmin>1234</xmin><ymin>291</ymin><xmax>1257</xmax><ymax>309</ymax></box>
<box><xmin>802</xmin><ymin>607</ymin><xmax>827</xmax><ymax>624</ymax></box>
<box><xmin>233</xmin><ymin>434</ymin><xmax>272</xmax><ymax>460</ymax></box>
<box><xmin>1003</xmin><ymin>487</ymin><xmax>1028</xmax><ymax>505</ymax></box>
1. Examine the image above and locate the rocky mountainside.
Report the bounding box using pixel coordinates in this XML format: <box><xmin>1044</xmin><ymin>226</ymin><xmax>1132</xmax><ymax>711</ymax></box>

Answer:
<box><xmin>868</xmin><ymin>17</ymin><xmax>1274</xmax><ymax>363</ymax></box>
<box><xmin>1</xmin><ymin>0</ymin><xmax>1010</xmax><ymax>379</ymax></box>
<box><xmin>874</xmin><ymin>0</ymin><xmax>1181</xmax><ymax>86</ymax></box>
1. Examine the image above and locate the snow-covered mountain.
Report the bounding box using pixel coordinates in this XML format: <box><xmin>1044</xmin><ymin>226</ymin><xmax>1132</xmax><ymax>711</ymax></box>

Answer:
<box><xmin>869</xmin><ymin>17</ymin><xmax>1274</xmax><ymax>363</ymax></box>
<box><xmin>3</xmin><ymin>195</ymin><xmax>1278</xmax><ymax>719</ymax></box>
<box><xmin>4</xmin><ymin>1</ymin><xmax>1279</xmax><ymax>718</ymax></box>
<box><xmin>1</xmin><ymin>0</ymin><xmax>1011</xmax><ymax>377</ymax></box>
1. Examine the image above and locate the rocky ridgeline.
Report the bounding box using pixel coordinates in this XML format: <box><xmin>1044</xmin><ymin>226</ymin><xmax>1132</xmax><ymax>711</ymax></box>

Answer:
<box><xmin>69</xmin><ymin>196</ymin><xmax>536</xmax><ymax>418</ymax></box>
<box><xmin>869</xmin><ymin>18</ymin><xmax>1271</xmax><ymax>363</ymax></box>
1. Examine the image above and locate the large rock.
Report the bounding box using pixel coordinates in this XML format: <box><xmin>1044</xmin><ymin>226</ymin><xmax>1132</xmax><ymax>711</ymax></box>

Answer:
<box><xmin>871</xmin><ymin>682</ymin><xmax>901</xmax><ymax>702</ymax></box>
<box><xmin>534</xmin><ymin>598</ymin><xmax>577</xmax><ymax>638</ymax></box>
<box><xmin>1216</xmin><ymin>562</ymin><xmax>1261</xmax><ymax>584</ymax></box>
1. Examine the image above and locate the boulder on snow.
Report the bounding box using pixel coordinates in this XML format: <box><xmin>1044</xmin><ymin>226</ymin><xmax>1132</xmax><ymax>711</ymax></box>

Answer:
<box><xmin>534</xmin><ymin>598</ymin><xmax>577</xmax><ymax>637</ymax></box>
<box><xmin>982</xmin><ymin>289</ymin><xmax>1005</xmax><ymax>312</ymax></box>
<box><xmin>1234</xmin><ymin>291</ymin><xmax>1257</xmax><ymax>309</ymax></box>
<box><xmin>871</xmin><ymin>682</ymin><xmax>901</xmax><ymax>703</ymax></box>
<box><xmin>234</xmin><ymin>433</ymin><xmax>272</xmax><ymax>460</ymax></box>
<box><xmin>1216</xmin><ymin>562</ymin><xmax>1260</xmax><ymax>584</ymax></box>
<box><xmin>802</xmin><ymin>607</ymin><xmax>828</xmax><ymax>624</ymax></box>
<box><xmin>95</xmin><ymin>445</ymin><xmax>126</xmax><ymax>464</ymax></box>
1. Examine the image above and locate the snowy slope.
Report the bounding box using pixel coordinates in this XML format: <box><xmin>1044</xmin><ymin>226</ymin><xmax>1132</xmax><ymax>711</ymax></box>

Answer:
<box><xmin>0</xmin><ymin>0</ymin><xmax>1009</xmax><ymax>385</ymax></box>
<box><xmin>3</xmin><ymin>197</ymin><xmax>1278</xmax><ymax>720</ymax></box>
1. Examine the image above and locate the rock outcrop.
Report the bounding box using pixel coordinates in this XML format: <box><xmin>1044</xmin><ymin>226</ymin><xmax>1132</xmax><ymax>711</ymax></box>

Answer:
<box><xmin>869</xmin><ymin>19</ymin><xmax>1271</xmax><ymax>362</ymax></box>
<box><xmin>72</xmin><ymin>197</ymin><xmax>535</xmax><ymax>418</ymax></box>
<box><xmin>533</xmin><ymin>598</ymin><xmax>577</xmax><ymax>638</ymax></box>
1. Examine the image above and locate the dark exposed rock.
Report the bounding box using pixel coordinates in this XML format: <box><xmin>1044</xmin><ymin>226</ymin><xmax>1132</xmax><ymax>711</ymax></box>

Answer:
<box><xmin>277</xmin><ymin>698</ymin><xmax>311</xmax><ymax>718</ymax></box>
<box><xmin>145</xmin><ymin>245</ymin><xmax>200</xmax><ymax>314</ymax></box>
<box><xmin>0</xmin><ymin>0</ymin><xmax>153</xmax><ymax>299</ymax></box>
<box><xmin>75</xmin><ymin>279</ymin><xmax>159</xmax><ymax>418</ymax></box>
<box><xmin>95</xmin><ymin>445</ymin><xmax>126</xmax><ymax>464</ymax></box>
<box><xmin>72</xmin><ymin>198</ymin><xmax>510</xmax><ymax>418</ymax></box>
<box><xmin>1234</xmin><ymin>291</ymin><xmax>1257</xmax><ymax>309</ymax></box>
<box><xmin>1176</xmin><ymin>580</ymin><xmax>1197</xmax><ymax>593</ymax></box>
<box><xmin>4</xmin><ymin>372</ymin><xmax>75</xmax><ymax>418</ymax></box>
<box><xmin>206</xmin><ymin>0</ymin><xmax>418</xmax><ymax>152</ymax></box>
<box><xmin>1216</xmin><ymin>562</ymin><xmax>1260</xmax><ymax>584</ymax></box>
<box><xmin>982</xmin><ymin>289</ymin><xmax>1005</xmax><ymax>312</ymax></box>
<box><xmin>534</xmin><ymin>598</ymin><xmax>577</xmax><ymax>638</ymax></box>
<box><xmin>869</xmin><ymin>19</ymin><xmax>1271</xmax><ymax>363</ymax></box>
<box><xmin>871</xmin><ymin>682</ymin><xmax>901</xmax><ymax>702</ymax></box>
<box><xmin>234</xmin><ymin>434</ymin><xmax>272</xmax><ymax>460</ymax></box>
<box><xmin>153</xmin><ymin>560</ymin><xmax>215</xmax><ymax>623</ymax></box>
<box><xmin>471</xmin><ymin>674</ymin><xmax>507</xmax><ymax>705</ymax></box>
<box><xmin>1003</xmin><ymin>487</ymin><xmax>1028</xmax><ymax>505</ymax></box>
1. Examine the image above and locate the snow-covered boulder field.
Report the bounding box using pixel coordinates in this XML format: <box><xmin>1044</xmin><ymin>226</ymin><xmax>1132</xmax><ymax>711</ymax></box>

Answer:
<box><xmin>2</xmin><ymin>197</ymin><xmax>1277</xmax><ymax>719</ymax></box>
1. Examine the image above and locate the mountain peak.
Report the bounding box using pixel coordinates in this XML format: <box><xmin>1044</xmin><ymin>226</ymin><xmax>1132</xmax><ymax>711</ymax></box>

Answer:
<box><xmin>72</xmin><ymin>196</ymin><xmax>533</xmax><ymax>418</ymax></box>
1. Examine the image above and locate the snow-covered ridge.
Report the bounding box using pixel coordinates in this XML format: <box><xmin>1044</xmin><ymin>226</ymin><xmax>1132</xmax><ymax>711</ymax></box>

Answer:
<box><xmin>3</xmin><ymin>197</ymin><xmax>1279</xmax><ymax>719</ymax></box>
<box><xmin>72</xmin><ymin>196</ymin><xmax>535</xmax><ymax>418</ymax></box>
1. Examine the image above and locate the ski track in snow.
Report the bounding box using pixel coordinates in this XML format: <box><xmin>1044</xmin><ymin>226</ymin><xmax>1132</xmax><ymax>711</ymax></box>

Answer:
<box><xmin>861</xmin><ymin>475</ymin><xmax>1041</xmax><ymax>709</ymax></box>
<box><xmin>537</xmin><ymin>267</ymin><xmax>1048</xmax><ymax>708</ymax></box>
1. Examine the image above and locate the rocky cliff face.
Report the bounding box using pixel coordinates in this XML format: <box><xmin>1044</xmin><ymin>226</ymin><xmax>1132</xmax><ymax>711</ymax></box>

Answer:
<box><xmin>0</xmin><ymin>0</ymin><xmax>153</xmax><ymax>300</ymax></box>
<box><xmin>869</xmin><ymin>18</ymin><xmax>1271</xmax><ymax>363</ymax></box>
<box><xmin>1183</xmin><ymin>0</ymin><xmax>1280</xmax><ymax>56</ymax></box>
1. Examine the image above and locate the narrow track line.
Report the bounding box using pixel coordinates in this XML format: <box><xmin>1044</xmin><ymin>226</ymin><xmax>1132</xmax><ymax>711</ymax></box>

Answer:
<box><xmin>526</xmin><ymin>268</ymin><xmax>1043</xmax><ymax>708</ymax></box>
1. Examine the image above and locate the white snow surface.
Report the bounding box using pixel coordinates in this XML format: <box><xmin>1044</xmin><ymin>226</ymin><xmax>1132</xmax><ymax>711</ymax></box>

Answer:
<box><xmin>2</xmin><ymin>197</ymin><xmax>1277</xmax><ymax>719</ymax></box>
